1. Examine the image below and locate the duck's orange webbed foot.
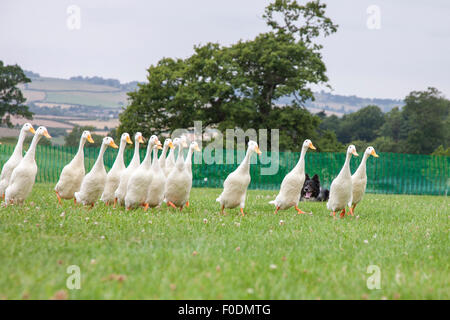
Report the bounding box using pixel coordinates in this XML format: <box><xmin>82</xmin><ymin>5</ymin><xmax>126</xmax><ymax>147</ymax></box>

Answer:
<box><xmin>349</xmin><ymin>204</ymin><xmax>356</xmax><ymax>216</ymax></box>
<box><xmin>240</xmin><ymin>208</ymin><xmax>245</xmax><ymax>216</ymax></box>
<box><xmin>274</xmin><ymin>206</ymin><xmax>280</xmax><ymax>215</ymax></box>
<box><xmin>295</xmin><ymin>205</ymin><xmax>305</xmax><ymax>214</ymax></box>
<box><xmin>339</xmin><ymin>208</ymin><xmax>346</xmax><ymax>218</ymax></box>
<box><xmin>167</xmin><ymin>201</ymin><xmax>177</xmax><ymax>209</ymax></box>
<box><xmin>55</xmin><ymin>191</ymin><xmax>62</xmax><ymax>205</ymax></box>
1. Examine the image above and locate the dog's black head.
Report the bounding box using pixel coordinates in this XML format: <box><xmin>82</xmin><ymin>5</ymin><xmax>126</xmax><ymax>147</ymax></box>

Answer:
<box><xmin>301</xmin><ymin>174</ymin><xmax>321</xmax><ymax>200</ymax></box>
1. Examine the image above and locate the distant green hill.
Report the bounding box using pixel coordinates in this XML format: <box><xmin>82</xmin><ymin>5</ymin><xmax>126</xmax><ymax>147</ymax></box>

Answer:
<box><xmin>21</xmin><ymin>72</ymin><xmax>137</xmax><ymax>108</ymax></box>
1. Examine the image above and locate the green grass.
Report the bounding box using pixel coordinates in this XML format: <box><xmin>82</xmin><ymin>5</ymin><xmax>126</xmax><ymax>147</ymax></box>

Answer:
<box><xmin>0</xmin><ymin>184</ymin><xmax>448</xmax><ymax>300</ymax></box>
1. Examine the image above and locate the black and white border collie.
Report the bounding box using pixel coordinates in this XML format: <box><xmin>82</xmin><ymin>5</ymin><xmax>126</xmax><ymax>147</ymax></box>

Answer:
<box><xmin>300</xmin><ymin>174</ymin><xmax>329</xmax><ymax>202</ymax></box>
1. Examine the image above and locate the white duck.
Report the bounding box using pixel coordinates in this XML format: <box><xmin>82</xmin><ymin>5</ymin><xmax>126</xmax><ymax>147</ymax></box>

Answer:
<box><xmin>349</xmin><ymin>146</ymin><xmax>379</xmax><ymax>216</ymax></box>
<box><xmin>183</xmin><ymin>141</ymin><xmax>201</xmax><ymax>207</ymax></box>
<box><xmin>114</xmin><ymin>132</ymin><xmax>144</xmax><ymax>206</ymax></box>
<box><xmin>54</xmin><ymin>130</ymin><xmax>94</xmax><ymax>203</ymax></box>
<box><xmin>216</xmin><ymin>140</ymin><xmax>261</xmax><ymax>216</ymax></box>
<box><xmin>125</xmin><ymin>135</ymin><xmax>161</xmax><ymax>210</ymax></box>
<box><xmin>0</xmin><ymin>123</ymin><xmax>35</xmax><ymax>198</ymax></box>
<box><xmin>269</xmin><ymin>139</ymin><xmax>316</xmax><ymax>214</ymax></box>
<box><xmin>327</xmin><ymin>145</ymin><xmax>359</xmax><ymax>218</ymax></box>
<box><xmin>164</xmin><ymin>137</ymin><xmax>192</xmax><ymax>210</ymax></box>
<box><xmin>100</xmin><ymin>132</ymin><xmax>132</xmax><ymax>205</ymax></box>
<box><xmin>164</xmin><ymin>135</ymin><xmax>187</xmax><ymax>177</ymax></box>
<box><xmin>5</xmin><ymin>126</ymin><xmax>51</xmax><ymax>205</ymax></box>
<box><xmin>145</xmin><ymin>138</ymin><xmax>174</xmax><ymax>209</ymax></box>
<box><xmin>74</xmin><ymin>137</ymin><xmax>118</xmax><ymax>207</ymax></box>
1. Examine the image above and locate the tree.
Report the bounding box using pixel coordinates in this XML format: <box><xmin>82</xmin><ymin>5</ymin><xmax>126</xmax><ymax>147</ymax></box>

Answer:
<box><xmin>337</xmin><ymin>105</ymin><xmax>385</xmax><ymax>143</ymax></box>
<box><xmin>318</xmin><ymin>114</ymin><xmax>340</xmax><ymax>134</ymax></box>
<box><xmin>378</xmin><ymin>107</ymin><xmax>405</xmax><ymax>142</ymax></box>
<box><xmin>371</xmin><ymin>136</ymin><xmax>399</xmax><ymax>153</ymax></box>
<box><xmin>65</xmin><ymin>126</ymin><xmax>103</xmax><ymax>148</ymax></box>
<box><xmin>316</xmin><ymin>130</ymin><xmax>343</xmax><ymax>152</ymax></box>
<box><xmin>0</xmin><ymin>61</ymin><xmax>33</xmax><ymax>126</ymax></box>
<box><xmin>401</xmin><ymin>87</ymin><xmax>449</xmax><ymax>154</ymax></box>
<box><xmin>119</xmin><ymin>0</ymin><xmax>337</xmax><ymax>151</ymax></box>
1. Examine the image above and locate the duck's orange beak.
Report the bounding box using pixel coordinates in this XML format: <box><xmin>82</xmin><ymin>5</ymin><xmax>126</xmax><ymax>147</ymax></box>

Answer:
<box><xmin>309</xmin><ymin>142</ymin><xmax>316</xmax><ymax>150</ymax></box>
<box><xmin>126</xmin><ymin>136</ymin><xmax>133</xmax><ymax>144</ymax></box>
<box><xmin>44</xmin><ymin>130</ymin><xmax>52</xmax><ymax>139</ymax></box>
<box><xmin>194</xmin><ymin>145</ymin><xmax>201</xmax><ymax>152</ymax></box>
<box><xmin>255</xmin><ymin>146</ymin><xmax>262</xmax><ymax>155</ymax></box>
<box><xmin>138</xmin><ymin>135</ymin><xmax>144</xmax><ymax>143</ymax></box>
<box><xmin>109</xmin><ymin>140</ymin><xmax>119</xmax><ymax>149</ymax></box>
<box><xmin>87</xmin><ymin>134</ymin><xmax>94</xmax><ymax>143</ymax></box>
<box><xmin>168</xmin><ymin>141</ymin><xmax>174</xmax><ymax>149</ymax></box>
<box><xmin>352</xmin><ymin>150</ymin><xmax>359</xmax><ymax>156</ymax></box>
<box><xmin>29</xmin><ymin>127</ymin><xmax>36</xmax><ymax>134</ymax></box>
<box><xmin>371</xmin><ymin>149</ymin><xmax>379</xmax><ymax>158</ymax></box>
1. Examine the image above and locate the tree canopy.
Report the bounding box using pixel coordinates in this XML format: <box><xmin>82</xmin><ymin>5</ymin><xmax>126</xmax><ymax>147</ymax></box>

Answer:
<box><xmin>0</xmin><ymin>60</ymin><xmax>33</xmax><ymax>127</ymax></box>
<box><xmin>119</xmin><ymin>0</ymin><xmax>338</xmax><ymax>151</ymax></box>
<box><xmin>117</xmin><ymin>1</ymin><xmax>448</xmax><ymax>155</ymax></box>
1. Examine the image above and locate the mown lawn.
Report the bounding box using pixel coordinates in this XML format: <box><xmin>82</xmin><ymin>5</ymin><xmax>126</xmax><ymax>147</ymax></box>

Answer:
<box><xmin>0</xmin><ymin>184</ymin><xmax>448</xmax><ymax>300</ymax></box>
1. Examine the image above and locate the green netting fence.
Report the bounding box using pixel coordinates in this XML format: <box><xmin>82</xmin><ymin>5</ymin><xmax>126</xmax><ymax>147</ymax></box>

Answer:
<box><xmin>0</xmin><ymin>144</ymin><xmax>448</xmax><ymax>195</ymax></box>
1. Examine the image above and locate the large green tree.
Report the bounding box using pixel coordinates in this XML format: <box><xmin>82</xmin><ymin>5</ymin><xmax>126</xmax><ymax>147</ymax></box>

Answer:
<box><xmin>119</xmin><ymin>0</ymin><xmax>337</xmax><ymax>151</ymax></box>
<box><xmin>401</xmin><ymin>87</ymin><xmax>449</xmax><ymax>154</ymax></box>
<box><xmin>0</xmin><ymin>61</ymin><xmax>33</xmax><ymax>126</ymax></box>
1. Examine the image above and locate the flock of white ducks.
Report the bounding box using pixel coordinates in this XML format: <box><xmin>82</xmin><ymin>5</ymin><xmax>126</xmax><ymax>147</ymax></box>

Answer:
<box><xmin>1</xmin><ymin>123</ymin><xmax>379</xmax><ymax>217</ymax></box>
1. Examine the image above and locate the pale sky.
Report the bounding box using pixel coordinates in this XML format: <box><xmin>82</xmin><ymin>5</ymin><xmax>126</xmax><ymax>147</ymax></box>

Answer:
<box><xmin>1</xmin><ymin>0</ymin><xmax>449</xmax><ymax>99</ymax></box>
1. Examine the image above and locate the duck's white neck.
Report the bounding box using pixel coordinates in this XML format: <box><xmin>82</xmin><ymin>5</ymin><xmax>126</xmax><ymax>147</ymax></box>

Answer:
<box><xmin>129</xmin><ymin>140</ymin><xmax>141</xmax><ymax>166</ymax></box>
<box><xmin>159</xmin><ymin>144</ymin><xmax>169</xmax><ymax>162</ymax></box>
<box><xmin>339</xmin><ymin>151</ymin><xmax>353</xmax><ymax>178</ymax></box>
<box><xmin>167</xmin><ymin>147</ymin><xmax>175</xmax><ymax>162</ymax></box>
<box><xmin>141</xmin><ymin>142</ymin><xmax>154</xmax><ymax>169</ymax></box>
<box><xmin>74</xmin><ymin>137</ymin><xmax>87</xmax><ymax>161</ymax></box>
<box><xmin>175</xmin><ymin>145</ymin><xmax>185</xmax><ymax>169</ymax></box>
<box><xmin>12</xmin><ymin>129</ymin><xmax>28</xmax><ymax>157</ymax></box>
<box><xmin>93</xmin><ymin>143</ymin><xmax>107</xmax><ymax>170</ymax></box>
<box><xmin>354</xmin><ymin>152</ymin><xmax>369</xmax><ymax>177</ymax></box>
<box><xmin>294</xmin><ymin>146</ymin><xmax>308</xmax><ymax>172</ymax></box>
<box><xmin>23</xmin><ymin>133</ymin><xmax>42</xmax><ymax>161</ymax></box>
<box><xmin>238</xmin><ymin>147</ymin><xmax>254</xmax><ymax>173</ymax></box>
<box><xmin>185</xmin><ymin>146</ymin><xmax>194</xmax><ymax>166</ymax></box>
<box><xmin>152</xmin><ymin>147</ymin><xmax>160</xmax><ymax>169</ymax></box>
<box><xmin>112</xmin><ymin>138</ymin><xmax>127</xmax><ymax>169</ymax></box>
